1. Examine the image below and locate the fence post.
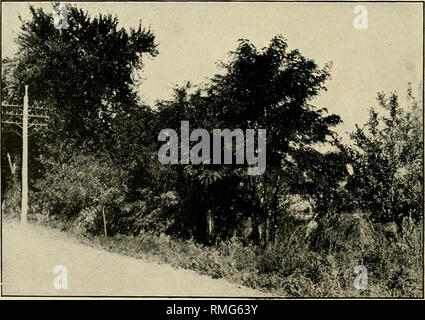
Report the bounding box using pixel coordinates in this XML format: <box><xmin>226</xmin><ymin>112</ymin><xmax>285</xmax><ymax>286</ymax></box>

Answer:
<box><xmin>102</xmin><ymin>207</ymin><xmax>107</xmax><ymax>237</ymax></box>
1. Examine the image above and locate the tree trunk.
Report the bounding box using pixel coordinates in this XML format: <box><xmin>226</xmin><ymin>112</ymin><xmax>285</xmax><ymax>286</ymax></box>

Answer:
<box><xmin>206</xmin><ymin>209</ymin><xmax>213</xmax><ymax>244</ymax></box>
<box><xmin>249</xmin><ymin>214</ymin><xmax>261</xmax><ymax>245</ymax></box>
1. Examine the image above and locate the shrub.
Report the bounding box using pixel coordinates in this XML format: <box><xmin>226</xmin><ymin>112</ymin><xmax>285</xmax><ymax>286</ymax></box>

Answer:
<box><xmin>34</xmin><ymin>151</ymin><xmax>129</xmax><ymax>235</ymax></box>
<box><xmin>38</xmin><ymin>202</ymin><xmax>423</xmax><ymax>297</ymax></box>
<box><xmin>1</xmin><ymin>179</ymin><xmax>21</xmax><ymax>218</ymax></box>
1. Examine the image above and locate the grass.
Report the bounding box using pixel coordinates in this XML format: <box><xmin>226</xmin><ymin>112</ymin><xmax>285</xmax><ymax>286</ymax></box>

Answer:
<box><xmin>15</xmin><ymin>211</ymin><xmax>421</xmax><ymax>298</ymax></box>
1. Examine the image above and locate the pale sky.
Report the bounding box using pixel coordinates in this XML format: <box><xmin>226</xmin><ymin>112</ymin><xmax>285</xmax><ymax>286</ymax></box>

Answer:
<box><xmin>2</xmin><ymin>2</ymin><xmax>423</xmax><ymax>141</ymax></box>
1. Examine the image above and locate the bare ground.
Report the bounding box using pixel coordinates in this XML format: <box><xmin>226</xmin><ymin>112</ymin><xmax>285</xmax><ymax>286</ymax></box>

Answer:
<box><xmin>1</xmin><ymin>221</ymin><xmax>270</xmax><ymax>297</ymax></box>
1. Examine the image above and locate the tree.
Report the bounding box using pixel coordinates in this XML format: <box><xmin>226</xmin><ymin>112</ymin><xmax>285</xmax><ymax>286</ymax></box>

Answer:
<box><xmin>345</xmin><ymin>86</ymin><xmax>423</xmax><ymax>232</ymax></box>
<box><xmin>2</xmin><ymin>3</ymin><xmax>158</xmax><ymax>147</ymax></box>
<box><xmin>205</xmin><ymin>36</ymin><xmax>343</xmax><ymax>245</ymax></box>
<box><xmin>1</xmin><ymin>3</ymin><xmax>158</xmax><ymax>224</ymax></box>
<box><xmin>153</xmin><ymin>36</ymin><xmax>345</xmax><ymax>245</ymax></box>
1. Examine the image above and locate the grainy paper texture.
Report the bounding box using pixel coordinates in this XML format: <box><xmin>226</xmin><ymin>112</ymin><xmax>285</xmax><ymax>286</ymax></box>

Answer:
<box><xmin>1</xmin><ymin>1</ymin><xmax>423</xmax><ymax>300</ymax></box>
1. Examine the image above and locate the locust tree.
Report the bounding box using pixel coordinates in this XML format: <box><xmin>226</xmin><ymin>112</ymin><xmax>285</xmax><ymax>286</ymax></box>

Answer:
<box><xmin>153</xmin><ymin>36</ymin><xmax>345</xmax><ymax>245</ymax></box>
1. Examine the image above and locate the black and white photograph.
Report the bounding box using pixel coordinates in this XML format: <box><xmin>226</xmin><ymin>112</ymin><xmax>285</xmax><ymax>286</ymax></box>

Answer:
<box><xmin>0</xmin><ymin>0</ymin><xmax>423</xmax><ymax>303</ymax></box>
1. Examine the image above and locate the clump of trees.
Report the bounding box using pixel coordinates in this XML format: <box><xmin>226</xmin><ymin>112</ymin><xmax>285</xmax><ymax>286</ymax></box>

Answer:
<box><xmin>343</xmin><ymin>87</ymin><xmax>423</xmax><ymax>232</ymax></box>
<box><xmin>151</xmin><ymin>36</ymin><xmax>346</xmax><ymax>245</ymax></box>
<box><xmin>2</xmin><ymin>3</ymin><xmax>159</xmax><ymax>235</ymax></box>
<box><xmin>1</xmin><ymin>4</ymin><xmax>423</xmax><ymax>251</ymax></box>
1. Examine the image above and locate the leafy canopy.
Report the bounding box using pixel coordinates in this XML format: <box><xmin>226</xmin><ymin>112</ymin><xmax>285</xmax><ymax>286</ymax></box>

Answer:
<box><xmin>2</xmin><ymin>3</ymin><xmax>158</xmax><ymax>145</ymax></box>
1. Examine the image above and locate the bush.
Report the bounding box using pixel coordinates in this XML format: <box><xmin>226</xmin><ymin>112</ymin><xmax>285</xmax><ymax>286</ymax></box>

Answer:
<box><xmin>34</xmin><ymin>151</ymin><xmax>129</xmax><ymax>235</ymax></box>
<box><xmin>73</xmin><ymin>206</ymin><xmax>104</xmax><ymax>235</ymax></box>
<box><xmin>1</xmin><ymin>179</ymin><xmax>21</xmax><ymax>218</ymax></box>
<box><xmin>50</xmin><ymin>210</ymin><xmax>422</xmax><ymax>297</ymax></box>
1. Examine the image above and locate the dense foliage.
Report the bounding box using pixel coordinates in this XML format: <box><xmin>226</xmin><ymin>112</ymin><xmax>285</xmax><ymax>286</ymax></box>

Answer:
<box><xmin>1</xmin><ymin>4</ymin><xmax>423</xmax><ymax>297</ymax></box>
<box><xmin>344</xmin><ymin>88</ymin><xmax>423</xmax><ymax>231</ymax></box>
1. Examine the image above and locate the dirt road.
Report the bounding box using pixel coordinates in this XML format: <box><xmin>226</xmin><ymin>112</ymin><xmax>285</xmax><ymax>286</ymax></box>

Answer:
<box><xmin>1</xmin><ymin>221</ymin><xmax>269</xmax><ymax>297</ymax></box>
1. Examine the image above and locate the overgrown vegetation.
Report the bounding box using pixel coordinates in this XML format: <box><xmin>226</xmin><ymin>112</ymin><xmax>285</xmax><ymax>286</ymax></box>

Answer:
<box><xmin>12</xmin><ymin>211</ymin><xmax>418</xmax><ymax>297</ymax></box>
<box><xmin>1</xmin><ymin>3</ymin><xmax>423</xmax><ymax>297</ymax></box>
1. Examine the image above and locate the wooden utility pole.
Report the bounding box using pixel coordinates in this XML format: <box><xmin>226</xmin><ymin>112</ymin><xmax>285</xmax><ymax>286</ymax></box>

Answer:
<box><xmin>0</xmin><ymin>95</ymin><xmax>2</xmax><ymax>218</ymax></box>
<box><xmin>1</xmin><ymin>85</ymin><xmax>50</xmax><ymax>224</ymax></box>
<box><xmin>21</xmin><ymin>85</ymin><xmax>29</xmax><ymax>224</ymax></box>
